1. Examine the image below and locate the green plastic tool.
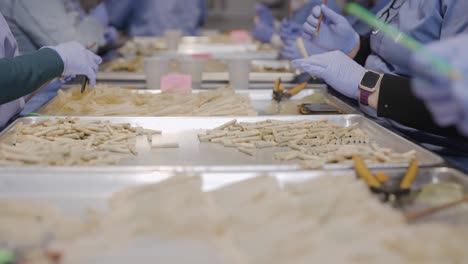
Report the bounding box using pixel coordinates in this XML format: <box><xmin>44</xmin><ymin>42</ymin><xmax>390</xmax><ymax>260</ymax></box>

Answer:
<box><xmin>0</xmin><ymin>249</ymin><xmax>15</xmax><ymax>264</ymax></box>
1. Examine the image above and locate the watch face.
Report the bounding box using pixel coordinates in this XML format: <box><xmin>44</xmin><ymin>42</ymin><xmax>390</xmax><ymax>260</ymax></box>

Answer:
<box><xmin>361</xmin><ymin>71</ymin><xmax>381</xmax><ymax>89</ymax></box>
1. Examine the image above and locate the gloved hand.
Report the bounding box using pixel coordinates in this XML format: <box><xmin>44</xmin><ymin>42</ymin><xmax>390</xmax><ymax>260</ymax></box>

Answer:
<box><xmin>255</xmin><ymin>3</ymin><xmax>274</xmax><ymax>27</ymax></box>
<box><xmin>292</xmin><ymin>51</ymin><xmax>366</xmax><ymax>99</ymax></box>
<box><xmin>252</xmin><ymin>22</ymin><xmax>275</xmax><ymax>43</ymax></box>
<box><xmin>279</xmin><ymin>19</ymin><xmax>302</xmax><ymax>43</ymax></box>
<box><xmin>410</xmin><ymin>35</ymin><xmax>468</xmax><ymax>135</ymax></box>
<box><xmin>104</xmin><ymin>26</ymin><xmax>119</xmax><ymax>44</ymax></box>
<box><xmin>302</xmin><ymin>5</ymin><xmax>359</xmax><ymax>54</ymax></box>
<box><xmin>281</xmin><ymin>39</ymin><xmax>302</xmax><ymax>60</ymax></box>
<box><xmin>281</xmin><ymin>38</ymin><xmax>327</xmax><ymax>60</ymax></box>
<box><xmin>47</xmin><ymin>41</ymin><xmax>102</xmax><ymax>89</ymax></box>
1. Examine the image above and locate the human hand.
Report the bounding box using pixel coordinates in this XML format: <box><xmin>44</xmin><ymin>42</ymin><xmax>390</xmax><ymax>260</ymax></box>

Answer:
<box><xmin>252</xmin><ymin>22</ymin><xmax>275</xmax><ymax>43</ymax></box>
<box><xmin>255</xmin><ymin>3</ymin><xmax>275</xmax><ymax>26</ymax></box>
<box><xmin>104</xmin><ymin>26</ymin><xmax>119</xmax><ymax>44</ymax></box>
<box><xmin>280</xmin><ymin>38</ymin><xmax>327</xmax><ymax>60</ymax></box>
<box><xmin>411</xmin><ymin>35</ymin><xmax>468</xmax><ymax>135</ymax></box>
<box><xmin>279</xmin><ymin>19</ymin><xmax>302</xmax><ymax>43</ymax></box>
<box><xmin>302</xmin><ymin>4</ymin><xmax>359</xmax><ymax>54</ymax></box>
<box><xmin>47</xmin><ymin>41</ymin><xmax>102</xmax><ymax>88</ymax></box>
<box><xmin>292</xmin><ymin>51</ymin><xmax>366</xmax><ymax>99</ymax></box>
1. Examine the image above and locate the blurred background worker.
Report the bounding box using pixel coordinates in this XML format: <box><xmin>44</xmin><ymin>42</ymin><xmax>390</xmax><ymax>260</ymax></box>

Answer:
<box><xmin>0</xmin><ymin>11</ymin><xmax>101</xmax><ymax>128</ymax></box>
<box><xmin>292</xmin><ymin>0</ymin><xmax>468</xmax><ymax>102</ymax></box>
<box><xmin>251</xmin><ymin>0</ymin><xmax>339</xmax><ymax>48</ymax></box>
<box><xmin>251</xmin><ymin>3</ymin><xmax>281</xmax><ymax>46</ymax></box>
<box><xmin>0</xmin><ymin>0</ymin><xmax>117</xmax><ymax>55</ymax></box>
<box><xmin>105</xmin><ymin>0</ymin><xmax>206</xmax><ymax>37</ymax></box>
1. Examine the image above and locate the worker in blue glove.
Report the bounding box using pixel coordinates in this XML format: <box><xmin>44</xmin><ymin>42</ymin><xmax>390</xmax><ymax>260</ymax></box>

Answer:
<box><xmin>253</xmin><ymin>0</ymin><xmax>337</xmax><ymax>46</ymax></box>
<box><xmin>279</xmin><ymin>19</ymin><xmax>302</xmax><ymax>43</ymax></box>
<box><xmin>0</xmin><ymin>12</ymin><xmax>101</xmax><ymax>128</ymax></box>
<box><xmin>410</xmin><ymin>35</ymin><xmax>468</xmax><ymax>137</ymax></box>
<box><xmin>0</xmin><ymin>0</ymin><xmax>110</xmax><ymax>54</ymax></box>
<box><xmin>302</xmin><ymin>0</ymin><xmax>468</xmax><ymax>76</ymax></box>
<box><xmin>279</xmin><ymin>17</ymin><xmax>331</xmax><ymax>59</ymax></box>
<box><xmin>252</xmin><ymin>3</ymin><xmax>283</xmax><ymax>46</ymax></box>
<box><xmin>292</xmin><ymin>51</ymin><xmax>364</xmax><ymax>98</ymax></box>
<box><xmin>255</xmin><ymin>3</ymin><xmax>275</xmax><ymax>27</ymax></box>
<box><xmin>302</xmin><ymin>5</ymin><xmax>360</xmax><ymax>57</ymax></box>
<box><xmin>280</xmin><ymin>37</ymin><xmax>327</xmax><ymax>60</ymax></box>
<box><xmin>280</xmin><ymin>0</ymin><xmax>388</xmax><ymax>60</ymax></box>
<box><xmin>291</xmin><ymin>40</ymin><xmax>468</xmax><ymax>139</ymax></box>
<box><xmin>252</xmin><ymin>21</ymin><xmax>280</xmax><ymax>44</ymax></box>
<box><xmin>105</xmin><ymin>0</ymin><xmax>203</xmax><ymax>37</ymax></box>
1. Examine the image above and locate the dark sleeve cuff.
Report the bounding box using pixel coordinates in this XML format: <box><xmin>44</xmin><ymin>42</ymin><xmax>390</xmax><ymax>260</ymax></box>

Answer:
<box><xmin>377</xmin><ymin>75</ymin><xmax>419</xmax><ymax>117</ymax></box>
<box><xmin>0</xmin><ymin>48</ymin><xmax>64</xmax><ymax>104</ymax></box>
<box><xmin>36</xmin><ymin>48</ymin><xmax>65</xmax><ymax>76</ymax></box>
<box><xmin>377</xmin><ymin>74</ymin><xmax>463</xmax><ymax>138</ymax></box>
<box><xmin>354</xmin><ymin>36</ymin><xmax>371</xmax><ymax>66</ymax></box>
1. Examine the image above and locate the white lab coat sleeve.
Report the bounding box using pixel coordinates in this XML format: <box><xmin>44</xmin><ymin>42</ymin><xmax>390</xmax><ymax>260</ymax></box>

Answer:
<box><xmin>12</xmin><ymin>0</ymin><xmax>104</xmax><ymax>51</ymax></box>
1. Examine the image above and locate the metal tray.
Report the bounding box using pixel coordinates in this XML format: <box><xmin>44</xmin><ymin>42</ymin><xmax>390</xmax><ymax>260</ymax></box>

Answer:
<box><xmin>97</xmin><ymin>71</ymin><xmax>295</xmax><ymax>83</ymax></box>
<box><xmin>0</xmin><ymin>115</ymin><xmax>443</xmax><ymax>170</ymax></box>
<box><xmin>132</xmin><ymin>36</ymin><xmax>257</xmax><ymax>47</ymax></box>
<box><xmin>37</xmin><ymin>88</ymin><xmax>354</xmax><ymax>116</ymax></box>
<box><xmin>0</xmin><ymin>167</ymin><xmax>465</xmax><ymax>221</ymax></box>
<box><xmin>120</xmin><ymin>37</ymin><xmax>279</xmax><ymax>59</ymax></box>
<box><xmin>98</xmin><ymin>60</ymin><xmax>294</xmax><ymax>82</ymax></box>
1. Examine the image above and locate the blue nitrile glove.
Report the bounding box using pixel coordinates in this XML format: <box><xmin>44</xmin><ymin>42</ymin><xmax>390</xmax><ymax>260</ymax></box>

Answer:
<box><xmin>302</xmin><ymin>4</ymin><xmax>359</xmax><ymax>54</ymax></box>
<box><xmin>279</xmin><ymin>19</ymin><xmax>302</xmax><ymax>43</ymax></box>
<box><xmin>252</xmin><ymin>22</ymin><xmax>275</xmax><ymax>43</ymax></box>
<box><xmin>47</xmin><ymin>41</ymin><xmax>102</xmax><ymax>89</ymax></box>
<box><xmin>255</xmin><ymin>3</ymin><xmax>275</xmax><ymax>27</ymax></box>
<box><xmin>281</xmin><ymin>38</ymin><xmax>328</xmax><ymax>60</ymax></box>
<box><xmin>104</xmin><ymin>26</ymin><xmax>119</xmax><ymax>44</ymax></box>
<box><xmin>292</xmin><ymin>51</ymin><xmax>366</xmax><ymax>99</ymax></box>
<box><xmin>410</xmin><ymin>35</ymin><xmax>468</xmax><ymax>136</ymax></box>
<box><xmin>281</xmin><ymin>39</ymin><xmax>302</xmax><ymax>60</ymax></box>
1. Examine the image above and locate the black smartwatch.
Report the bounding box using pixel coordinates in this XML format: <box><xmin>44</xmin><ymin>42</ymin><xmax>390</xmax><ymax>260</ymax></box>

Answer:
<box><xmin>359</xmin><ymin>70</ymin><xmax>383</xmax><ymax>106</ymax></box>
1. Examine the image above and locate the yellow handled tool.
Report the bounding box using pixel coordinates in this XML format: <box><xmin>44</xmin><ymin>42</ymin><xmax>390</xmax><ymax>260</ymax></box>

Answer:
<box><xmin>375</xmin><ymin>172</ymin><xmax>389</xmax><ymax>183</ymax></box>
<box><xmin>400</xmin><ymin>159</ymin><xmax>419</xmax><ymax>190</ymax></box>
<box><xmin>286</xmin><ymin>82</ymin><xmax>307</xmax><ymax>97</ymax></box>
<box><xmin>273</xmin><ymin>78</ymin><xmax>281</xmax><ymax>93</ymax></box>
<box><xmin>273</xmin><ymin>78</ymin><xmax>284</xmax><ymax>102</ymax></box>
<box><xmin>353</xmin><ymin>156</ymin><xmax>381</xmax><ymax>189</ymax></box>
<box><xmin>80</xmin><ymin>76</ymin><xmax>90</xmax><ymax>94</ymax></box>
<box><xmin>279</xmin><ymin>84</ymin><xmax>285</xmax><ymax>93</ymax></box>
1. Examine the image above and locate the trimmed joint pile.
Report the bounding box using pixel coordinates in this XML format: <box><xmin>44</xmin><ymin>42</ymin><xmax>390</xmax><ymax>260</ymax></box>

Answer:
<box><xmin>199</xmin><ymin>119</ymin><xmax>416</xmax><ymax>166</ymax></box>
<box><xmin>0</xmin><ymin>118</ymin><xmax>161</xmax><ymax>166</ymax></box>
<box><xmin>43</xmin><ymin>86</ymin><xmax>257</xmax><ymax>117</ymax></box>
